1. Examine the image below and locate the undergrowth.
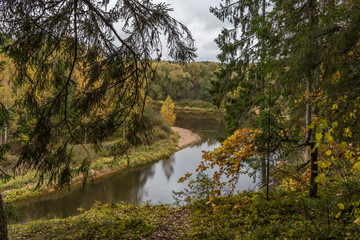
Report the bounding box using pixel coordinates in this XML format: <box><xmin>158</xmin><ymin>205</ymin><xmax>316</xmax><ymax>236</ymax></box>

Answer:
<box><xmin>8</xmin><ymin>185</ymin><xmax>360</xmax><ymax>240</ymax></box>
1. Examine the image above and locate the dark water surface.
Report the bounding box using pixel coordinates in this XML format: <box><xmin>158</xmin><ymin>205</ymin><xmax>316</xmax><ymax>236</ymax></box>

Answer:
<box><xmin>15</xmin><ymin>111</ymin><xmax>256</xmax><ymax>223</ymax></box>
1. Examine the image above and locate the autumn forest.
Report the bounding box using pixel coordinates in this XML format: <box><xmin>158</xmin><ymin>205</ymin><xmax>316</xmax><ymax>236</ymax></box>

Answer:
<box><xmin>0</xmin><ymin>0</ymin><xmax>360</xmax><ymax>239</ymax></box>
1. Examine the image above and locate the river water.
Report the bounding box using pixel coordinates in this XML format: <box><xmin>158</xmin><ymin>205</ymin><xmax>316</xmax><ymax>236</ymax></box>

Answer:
<box><xmin>14</xmin><ymin>111</ymin><xmax>256</xmax><ymax>223</ymax></box>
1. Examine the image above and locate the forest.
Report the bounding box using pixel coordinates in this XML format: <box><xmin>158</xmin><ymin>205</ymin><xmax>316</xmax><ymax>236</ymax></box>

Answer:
<box><xmin>149</xmin><ymin>61</ymin><xmax>218</xmax><ymax>102</ymax></box>
<box><xmin>0</xmin><ymin>0</ymin><xmax>360</xmax><ymax>239</ymax></box>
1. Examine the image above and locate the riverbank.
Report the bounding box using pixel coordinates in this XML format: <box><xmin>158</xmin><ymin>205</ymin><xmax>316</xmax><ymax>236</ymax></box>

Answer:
<box><xmin>152</xmin><ymin>99</ymin><xmax>225</xmax><ymax>113</ymax></box>
<box><xmin>171</xmin><ymin>127</ymin><xmax>201</xmax><ymax>150</ymax></box>
<box><xmin>9</xmin><ymin>185</ymin><xmax>360</xmax><ymax>239</ymax></box>
<box><xmin>2</xmin><ymin>127</ymin><xmax>201</xmax><ymax>205</ymax></box>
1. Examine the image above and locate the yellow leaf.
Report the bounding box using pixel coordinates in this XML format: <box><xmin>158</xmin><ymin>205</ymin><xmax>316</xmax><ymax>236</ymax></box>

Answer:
<box><xmin>325</xmin><ymin>149</ymin><xmax>332</xmax><ymax>156</ymax></box>
<box><xmin>315</xmin><ymin>173</ymin><xmax>326</xmax><ymax>184</ymax></box>
<box><xmin>338</xmin><ymin>203</ymin><xmax>345</xmax><ymax>210</ymax></box>
<box><xmin>335</xmin><ymin>211</ymin><xmax>341</xmax><ymax>218</ymax></box>
<box><xmin>340</xmin><ymin>142</ymin><xmax>348</xmax><ymax>151</ymax></box>
<box><xmin>318</xmin><ymin>161</ymin><xmax>331</xmax><ymax>169</ymax></box>
<box><xmin>354</xmin><ymin>218</ymin><xmax>360</xmax><ymax>226</ymax></box>
<box><xmin>352</xmin><ymin>161</ymin><xmax>360</xmax><ymax>171</ymax></box>
<box><xmin>325</xmin><ymin>132</ymin><xmax>334</xmax><ymax>143</ymax></box>
<box><xmin>315</xmin><ymin>132</ymin><xmax>323</xmax><ymax>142</ymax></box>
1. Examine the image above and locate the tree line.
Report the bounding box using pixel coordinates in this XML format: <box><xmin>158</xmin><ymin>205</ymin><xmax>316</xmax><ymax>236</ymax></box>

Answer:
<box><xmin>149</xmin><ymin>61</ymin><xmax>219</xmax><ymax>102</ymax></box>
<box><xmin>0</xmin><ymin>57</ymin><xmax>218</xmax><ymax>146</ymax></box>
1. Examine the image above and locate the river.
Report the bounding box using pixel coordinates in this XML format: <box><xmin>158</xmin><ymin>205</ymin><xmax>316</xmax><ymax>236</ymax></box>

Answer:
<box><xmin>14</xmin><ymin>111</ymin><xmax>256</xmax><ymax>223</ymax></box>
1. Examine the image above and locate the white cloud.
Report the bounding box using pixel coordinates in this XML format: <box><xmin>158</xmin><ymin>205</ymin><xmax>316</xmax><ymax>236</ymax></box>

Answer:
<box><xmin>154</xmin><ymin>0</ymin><xmax>227</xmax><ymax>61</ymax></box>
<box><xmin>112</xmin><ymin>0</ymin><xmax>228</xmax><ymax>62</ymax></box>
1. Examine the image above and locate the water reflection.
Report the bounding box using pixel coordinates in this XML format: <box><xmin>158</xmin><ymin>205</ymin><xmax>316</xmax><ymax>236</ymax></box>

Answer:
<box><xmin>14</xmin><ymin>111</ymin><xmax>254</xmax><ymax>223</ymax></box>
<box><xmin>162</xmin><ymin>155</ymin><xmax>175</xmax><ymax>180</ymax></box>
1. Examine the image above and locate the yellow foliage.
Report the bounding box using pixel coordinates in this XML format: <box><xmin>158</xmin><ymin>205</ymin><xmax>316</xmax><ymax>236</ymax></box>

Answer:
<box><xmin>338</xmin><ymin>203</ymin><xmax>345</xmax><ymax>210</ymax></box>
<box><xmin>197</xmin><ymin>128</ymin><xmax>259</xmax><ymax>194</ymax></box>
<box><xmin>160</xmin><ymin>95</ymin><xmax>176</xmax><ymax>126</ymax></box>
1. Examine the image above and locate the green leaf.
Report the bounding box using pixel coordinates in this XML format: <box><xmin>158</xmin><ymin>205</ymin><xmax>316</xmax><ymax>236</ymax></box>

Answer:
<box><xmin>340</xmin><ymin>142</ymin><xmax>348</xmax><ymax>151</ymax></box>
<box><xmin>312</xmin><ymin>142</ymin><xmax>320</xmax><ymax>152</ymax></box>
<box><xmin>319</xmin><ymin>119</ymin><xmax>328</xmax><ymax>128</ymax></box>
<box><xmin>314</xmin><ymin>173</ymin><xmax>326</xmax><ymax>184</ymax></box>
<box><xmin>315</xmin><ymin>132</ymin><xmax>323</xmax><ymax>142</ymax></box>
<box><xmin>325</xmin><ymin>132</ymin><xmax>334</xmax><ymax>143</ymax></box>
<box><xmin>309</xmin><ymin>120</ymin><xmax>316</xmax><ymax>129</ymax></box>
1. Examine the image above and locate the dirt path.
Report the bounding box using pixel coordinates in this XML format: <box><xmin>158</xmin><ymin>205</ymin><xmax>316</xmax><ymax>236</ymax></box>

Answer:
<box><xmin>142</xmin><ymin>208</ymin><xmax>191</xmax><ymax>239</ymax></box>
<box><xmin>171</xmin><ymin>127</ymin><xmax>201</xmax><ymax>150</ymax></box>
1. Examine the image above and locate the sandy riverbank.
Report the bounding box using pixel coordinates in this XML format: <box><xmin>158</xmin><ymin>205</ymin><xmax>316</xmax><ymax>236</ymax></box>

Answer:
<box><xmin>171</xmin><ymin>127</ymin><xmax>201</xmax><ymax>149</ymax></box>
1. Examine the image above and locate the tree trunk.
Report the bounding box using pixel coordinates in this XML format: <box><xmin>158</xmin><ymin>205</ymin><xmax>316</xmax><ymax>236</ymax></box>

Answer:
<box><xmin>0</xmin><ymin>193</ymin><xmax>9</xmax><ymax>240</ymax></box>
<box><xmin>307</xmin><ymin>0</ymin><xmax>319</xmax><ymax>198</ymax></box>
<box><xmin>260</xmin><ymin>0</ymin><xmax>267</xmax><ymax>188</ymax></box>
<box><xmin>123</xmin><ymin>121</ymin><xmax>126</xmax><ymax>140</ymax></box>
<box><xmin>309</xmin><ymin>147</ymin><xmax>318</xmax><ymax>197</ymax></box>
<box><xmin>305</xmin><ymin>75</ymin><xmax>311</xmax><ymax>160</ymax></box>
<box><xmin>261</xmin><ymin>157</ymin><xmax>266</xmax><ymax>187</ymax></box>
<box><xmin>4</xmin><ymin>127</ymin><xmax>7</xmax><ymax>143</ymax></box>
<box><xmin>84</xmin><ymin>126</ymin><xmax>87</xmax><ymax>144</ymax></box>
<box><xmin>266</xmin><ymin>95</ymin><xmax>271</xmax><ymax>201</ymax></box>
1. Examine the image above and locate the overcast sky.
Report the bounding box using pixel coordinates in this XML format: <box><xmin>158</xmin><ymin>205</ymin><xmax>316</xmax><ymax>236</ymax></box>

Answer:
<box><xmin>152</xmin><ymin>0</ymin><xmax>227</xmax><ymax>62</ymax></box>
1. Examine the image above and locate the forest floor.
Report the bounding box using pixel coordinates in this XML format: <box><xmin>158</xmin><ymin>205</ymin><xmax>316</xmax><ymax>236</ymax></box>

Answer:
<box><xmin>8</xmin><ymin>187</ymin><xmax>360</xmax><ymax>239</ymax></box>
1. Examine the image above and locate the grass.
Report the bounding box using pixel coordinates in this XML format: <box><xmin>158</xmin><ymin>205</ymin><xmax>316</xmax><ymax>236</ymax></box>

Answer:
<box><xmin>8</xmin><ymin>185</ymin><xmax>360</xmax><ymax>239</ymax></box>
<box><xmin>8</xmin><ymin>202</ymin><xmax>174</xmax><ymax>240</ymax></box>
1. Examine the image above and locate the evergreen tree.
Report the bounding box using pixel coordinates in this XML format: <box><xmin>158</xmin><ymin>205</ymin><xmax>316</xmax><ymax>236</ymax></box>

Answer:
<box><xmin>211</xmin><ymin>0</ymin><xmax>360</xmax><ymax>198</ymax></box>
<box><xmin>0</xmin><ymin>1</ymin><xmax>195</xmax><ymax>238</ymax></box>
<box><xmin>0</xmin><ymin>49</ymin><xmax>9</xmax><ymax>240</ymax></box>
<box><xmin>210</xmin><ymin>0</ymin><xmax>272</xmax><ymax>186</ymax></box>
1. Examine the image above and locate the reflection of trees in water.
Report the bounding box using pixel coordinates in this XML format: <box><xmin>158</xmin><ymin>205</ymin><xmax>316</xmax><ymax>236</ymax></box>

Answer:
<box><xmin>206</xmin><ymin>138</ymin><xmax>218</xmax><ymax>147</ymax></box>
<box><xmin>16</xmin><ymin>113</ymin><xmax>227</xmax><ymax>223</ymax></box>
<box><xmin>194</xmin><ymin>140</ymin><xmax>205</xmax><ymax>147</ymax></box>
<box><xmin>16</xmin><ymin>165</ymin><xmax>157</xmax><ymax>223</ymax></box>
<box><xmin>175</xmin><ymin>116</ymin><xmax>226</xmax><ymax>143</ymax></box>
<box><xmin>162</xmin><ymin>155</ymin><xmax>175</xmax><ymax>180</ymax></box>
<box><xmin>129</xmin><ymin>165</ymin><xmax>156</xmax><ymax>203</ymax></box>
<box><xmin>98</xmin><ymin>164</ymin><xmax>157</xmax><ymax>205</ymax></box>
